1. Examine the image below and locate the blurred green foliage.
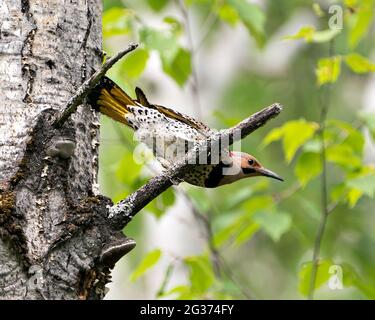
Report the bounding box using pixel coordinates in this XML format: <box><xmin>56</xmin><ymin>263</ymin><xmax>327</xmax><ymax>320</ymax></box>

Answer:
<box><xmin>100</xmin><ymin>0</ymin><xmax>375</xmax><ymax>299</ymax></box>
<box><xmin>130</xmin><ymin>249</ymin><xmax>162</xmax><ymax>281</ymax></box>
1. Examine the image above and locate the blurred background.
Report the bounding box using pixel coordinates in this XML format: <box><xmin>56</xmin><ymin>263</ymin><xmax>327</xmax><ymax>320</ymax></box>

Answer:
<box><xmin>99</xmin><ymin>0</ymin><xmax>375</xmax><ymax>299</ymax></box>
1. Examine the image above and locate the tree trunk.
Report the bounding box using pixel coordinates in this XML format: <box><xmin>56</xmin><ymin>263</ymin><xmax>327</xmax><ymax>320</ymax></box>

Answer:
<box><xmin>0</xmin><ymin>0</ymin><xmax>284</xmax><ymax>300</ymax></box>
<box><xmin>0</xmin><ymin>0</ymin><xmax>125</xmax><ymax>299</ymax></box>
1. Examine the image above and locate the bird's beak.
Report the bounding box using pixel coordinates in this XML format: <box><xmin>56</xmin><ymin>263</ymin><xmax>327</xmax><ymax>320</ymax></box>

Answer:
<box><xmin>258</xmin><ymin>168</ymin><xmax>284</xmax><ymax>181</ymax></box>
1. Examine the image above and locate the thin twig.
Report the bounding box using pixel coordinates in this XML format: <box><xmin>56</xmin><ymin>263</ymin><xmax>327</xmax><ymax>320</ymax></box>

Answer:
<box><xmin>108</xmin><ymin>103</ymin><xmax>283</xmax><ymax>230</ymax></box>
<box><xmin>308</xmin><ymin>40</ymin><xmax>335</xmax><ymax>300</ymax></box>
<box><xmin>53</xmin><ymin>43</ymin><xmax>138</xmax><ymax>128</ymax></box>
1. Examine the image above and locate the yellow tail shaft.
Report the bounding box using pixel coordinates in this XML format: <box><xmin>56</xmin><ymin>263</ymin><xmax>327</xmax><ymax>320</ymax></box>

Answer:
<box><xmin>88</xmin><ymin>77</ymin><xmax>136</xmax><ymax>126</ymax></box>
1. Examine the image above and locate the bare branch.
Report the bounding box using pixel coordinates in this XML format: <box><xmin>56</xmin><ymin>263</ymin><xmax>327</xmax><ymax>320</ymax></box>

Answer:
<box><xmin>108</xmin><ymin>103</ymin><xmax>283</xmax><ymax>230</ymax></box>
<box><xmin>53</xmin><ymin>43</ymin><xmax>138</xmax><ymax>128</ymax></box>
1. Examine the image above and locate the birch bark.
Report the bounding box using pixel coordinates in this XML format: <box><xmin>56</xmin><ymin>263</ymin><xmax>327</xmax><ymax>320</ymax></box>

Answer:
<box><xmin>0</xmin><ymin>0</ymin><xmax>112</xmax><ymax>299</ymax></box>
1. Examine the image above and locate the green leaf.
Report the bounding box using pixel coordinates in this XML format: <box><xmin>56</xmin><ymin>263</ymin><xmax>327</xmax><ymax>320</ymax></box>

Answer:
<box><xmin>348</xmin><ymin>0</ymin><xmax>375</xmax><ymax>49</ymax></box>
<box><xmin>120</xmin><ymin>49</ymin><xmax>149</xmax><ymax>79</ymax></box>
<box><xmin>284</xmin><ymin>120</ymin><xmax>319</xmax><ymax>163</ymax></box>
<box><xmin>342</xmin><ymin>263</ymin><xmax>375</xmax><ymax>298</ymax></box>
<box><xmin>115</xmin><ymin>153</ymin><xmax>142</xmax><ymax>186</ymax></box>
<box><xmin>213</xmin><ymin>219</ymin><xmax>242</xmax><ymax>247</ymax></box>
<box><xmin>312</xmin><ymin>29</ymin><xmax>341</xmax><ymax>43</ymax></box>
<box><xmin>298</xmin><ymin>260</ymin><xmax>332</xmax><ymax>296</ymax></box>
<box><xmin>262</xmin><ymin>127</ymin><xmax>285</xmax><ymax>146</ymax></box>
<box><xmin>327</xmin><ymin>119</ymin><xmax>365</xmax><ymax>155</ymax></box>
<box><xmin>315</xmin><ymin>56</ymin><xmax>342</xmax><ymax>86</ymax></box>
<box><xmin>226</xmin><ymin>0</ymin><xmax>266</xmax><ymax>47</ymax></box>
<box><xmin>140</xmin><ymin>27</ymin><xmax>178</xmax><ymax>55</ymax></box>
<box><xmin>252</xmin><ymin>211</ymin><xmax>292</xmax><ymax>242</ymax></box>
<box><xmin>344</xmin><ymin>0</ymin><xmax>358</xmax><ymax>7</ymax></box>
<box><xmin>130</xmin><ymin>249</ymin><xmax>162</xmax><ymax>281</ymax></box>
<box><xmin>162</xmin><ymin>285</ymin><xmax>194</xmax><ymax>300</ymax></box>
<box><xmin>146</xmin><ymin>188</ymin><xmax>176</xmax><ymax>218</ymax></box>
<box><xmin>213</xmin><ymin>195</ymin><xmax>274</xmax><ymax>247</ymax></box>
<box><xmin>242</xmin><ymin>195</ymin><xmax>274</xmax><ymax>213</ymax></box>
<box><xmin>263</xmin><ymin>120</ymin><xmax>319</xmax><ymax>163</ymax></box>
<box><xmin>347</xmin><ymin>188</ymin><xmax>363</xmax><ymax>207</ymax></box>
<box><xmin>331</xmin><ymin>171</ymin><xmax>373</xmax><ymax>208</ymax></box>
<box><xmin>140</xmin><ymin>27</ymin><xmax>191</xmax><ymax>86</ymax></box>
<box><xmin>103</xmin><ymin>7</ymin><xmax>133</xmax><ymax>37</ymax></box>
<box><xmin>342</xmin><ymin>126</ymin><xmax>365</xmax><ymax>155</ymax></box>
<box><xmin>235</xmin><ymin>221</ymin><xmax>260</xmax><ymax>245</ymax></box>
<box><xmin>302</xmin><ymin>139</ymin><xmax>322</xmax><ymax>153</ymax></box>
<box><xmin>300</xmin><ymin>261</ymin><xmax>375</xmax><ymax>298</ymax></box>
<box><xmin>163</xmin><ymin>16</ymin><xmax>183</xmax><ymax>35</ymax></box>
<box><xmin>284</xmin><ymin>26</ymin><xmax>315</xmax><ymax>42</ymax></box>
<box><xmin>326</xmin><ymin>144</ymin><xmax>362</xmax><ymax>169</ymax></box>
<box><xmin>284</xmin><ymin>26</ymin><xmax>340</xmax><ymax>43</ymax></box>
<box><xmin>312</xmin><ymin>3</ymin><xmax>325</xmax><ymax>17</ymax></box>
<box><xmin>347</xmin><ymin>173</ymin><xmax>375</xmax><ymax>197</ymax></box>
<box><xmin>224</xmin><ymin>187</ymin><xmax>255</xmax><ymax>211</ymax></box>
<box><xmin>185</xmin><ymin>255</ymin><xmax>215</xmax><ymax>293</ymax></box>
<box><xmin>212</xmin><ymin>110</ymin><xmax>241</xmax><ymax>127</ymax></box>
<box><xmin>345</xmin><ymin>53</ymin><xmax>375</xmax><ymax>73</ymax></box>
<box><xmin>162</xmin><ymin>188</ymin><xmax>176</xmax><ymax>206</ymax></box>
<box><xmin>161</xmin><ymin>47</ymin><xmax>192</xmax><ymax>86</ymax></box>
<box><xmin>295</xmin><ymin>152</ymin><xmax>322</xmax><ymax>187</ymax></box>
<box><xmin>216</xmin><ymin>3</ymin><xmax>239</xmax><ymax>26</ymax></box>
<box><xmin>146</xmin><ymin>0</ymin><xmax>169</xmax><ymax>12</ymax></box>
<box><xmin>331</xmin><ymin>183</ymin><xmax>347</xmax><ymax>203</ymax></box>
<box><xmin>186</xmin><ymin>188</ymin><xmax>211</xmax><ymax>213</ymax></box>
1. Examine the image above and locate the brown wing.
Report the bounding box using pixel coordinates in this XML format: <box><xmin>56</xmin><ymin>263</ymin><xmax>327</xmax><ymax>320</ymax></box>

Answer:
<box><xmin>135</xmin><ymin>87</ymin><xmax>212</xmax><ymax>136</ymax></box>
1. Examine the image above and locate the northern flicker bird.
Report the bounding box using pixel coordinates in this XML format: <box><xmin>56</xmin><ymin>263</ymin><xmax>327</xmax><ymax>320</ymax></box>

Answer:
<box><xmin>88</xmin><ymin>77</ymin><xmax>283</xmax><ymax>187</ymax></box>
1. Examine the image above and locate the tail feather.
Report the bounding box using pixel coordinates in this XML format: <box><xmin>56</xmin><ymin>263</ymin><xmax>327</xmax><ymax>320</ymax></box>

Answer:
<box><xmin>135</xmin><ymin>87</ymin><xmax>151</xmax><ymax>107</ymax></box>
<box><xmin>88</xmin><ymin>76</ymin><xmax>212</xmax><ymax>136</ymax></box>
<box><xmin>88</xmin><ymin>76</ymin><xmax>136</xmax><ymax>126</ymax></box>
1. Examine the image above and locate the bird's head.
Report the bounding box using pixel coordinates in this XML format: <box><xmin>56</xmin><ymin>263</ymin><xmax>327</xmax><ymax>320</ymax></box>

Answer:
<box><xmin>237</xmin><ymin>152</ymin><xmax>284</xmax><ymax>181</ymax></box>
<box><xmin>218</xmin><ymin>151</ymin><xmax>283</xmax><ymax>186</ymax></box>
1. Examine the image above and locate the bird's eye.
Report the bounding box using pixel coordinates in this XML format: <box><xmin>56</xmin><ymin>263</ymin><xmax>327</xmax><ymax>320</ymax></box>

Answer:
<box><xmin>248</xmin><ymin>159</ymin><xmax>254</xmax><ymax>166</ymax></box>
